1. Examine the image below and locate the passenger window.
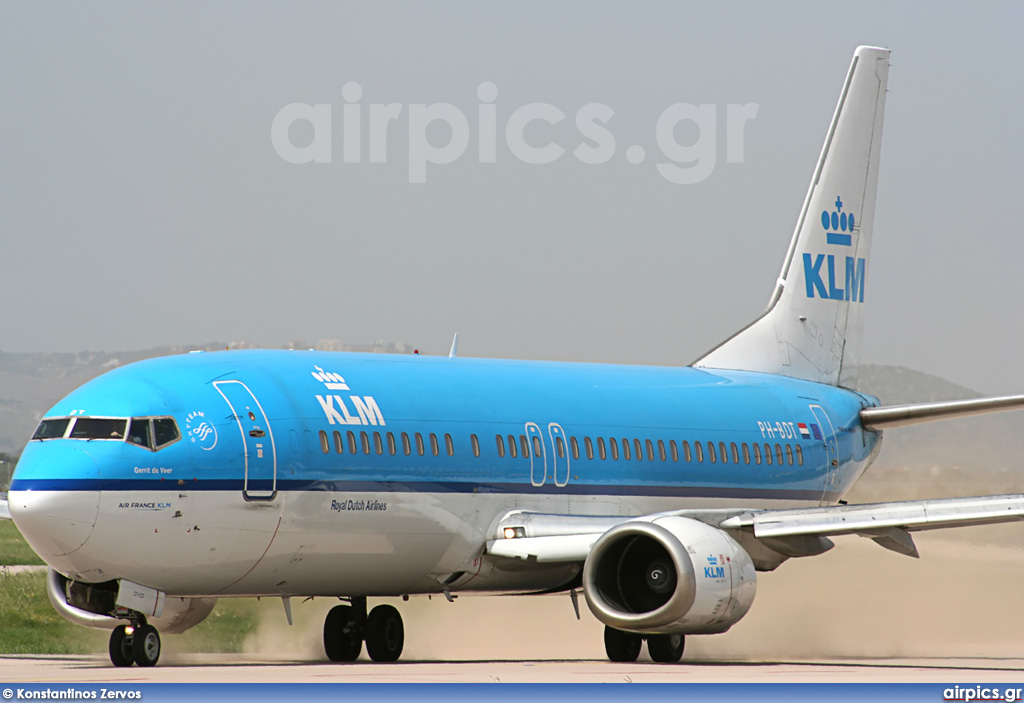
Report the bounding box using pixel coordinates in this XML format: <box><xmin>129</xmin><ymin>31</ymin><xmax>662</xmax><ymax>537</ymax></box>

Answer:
<box><xmin>495</xmin><ymin>434</ymin><xmax>505</xmax><ymax>458</ymax></box>
<box><xmin>387</xmin><ymin>432</ymin><xmax>396</xmax><ymax>455</ymax></box>
<box><xmin>795</xmin><ymin>445</ymin><xmax>804</xmax><ymax>465</ymax></box>
<box><xmin>32</xmin><ymin>418</ymin><xmax>70</xmax><ymax>440</ymax></box>
<box><xmin>471</xmin><ymin>434</ymin><xmax>480</xmax><ymax>458</ymax></box>
<box><xmin>753</xmin><ymin>442</ymin><xmax>762</xmax><ymax>464</ymax></box>
<box><xmin>319</xmin><ymin>430</ymin><xmax>329</xmax><ymax>454</ymax></box>
<box><xmin>742</xmin><ymin>443</ymin><xmax>750</xmax><ymax>464</ymax></box>
<box><xmin>731</xmin><ymin>442</ymin><xmax>739</xmax><ymax>464</ymax></box>
<box><xmin>707</xmin><ymin>442</ymin><xmax>717</xmax><ymax>463</ymax></box>
<box><xmin>570</xmin><ymin>436</ymin><xmax>579</xmax><ymax>460</ymax></box>
<box><xmin>597</xmin><ymin>437</ymin><xmax>606</xmax><ymax>460</ymax></box>
<box><xmin>785</xmin><ymin>444</ymin><xmax>794</xmax><ymax>465</ymax></box>
<box><xmin>430</xmin><ymin>433</ymin><xmax>440</xmax><ymax>457</ymax></box>
<box><xmin>507</xmin><ymin>434</ymin><xmax>518</xmax><ymax>458</ymax></box>
<box><xmin>372</xmin><ymin>432</ymin><xmax>383</xmax><ymax>455</ymax></box>
<box><xmin>670</xmin><ymin>440</ymin><xmax>679</xmax><ymax>462</ymax></box>
<box><xmin>719</xmin><ymin>442</ymin><xmax>728</xmax><ymax>464</ymax></box>
<box><xmin>444</xmin><ymin>433</ymin><xmax>454</xmax><ymax>456</ymax></box>
<box><xmin>532</xmin><ymin>435</ymin><xmax>543</xmax><ymax>458</ymax></box>
<box><xmin>694</xmin><ymin>441</ymin><xmax>702</xmax><ymax>463</ymax></box>
<box><xmin>153</xmin><ymin>418</ymin><xmax>180</xmax><ymax>447</ymax></box>
<box><xmin>775</xmin><ymin>444</ymin><xmax>784</xmax><ymax>465</ymax></box>
<box><xmin>334</xmin><ymin>430</ymin><xmax>344</xmax><ymax>454</ymax></box>
<box><xmin>764</xmin><ymin>443</ymin><xmax>773</xmax><ymax>465</ymax></box>
<box><xmin>520</xmin><ymin>435</ymin><xmax>529</xmax><ymax>458</ymax></box>
<box><xmin>127</xmin><ymin>419</ymin><xmax>152</xmax><ymax>449</ymax></box>
<box><xmin>609</xmin><ymin>438</ymin><xmax>619</xmax><ymax>461</ymax></box>
<box><xmin>348</xmin><ymin>431</ymin><xmax>358</xmax><ymax>454</ymax></box>
<box><xmin>402</xmin><ymin>432</ymin><xmax>411</xmax><ymax>456</ymax></box>
<box><xmin>415</xmin><ymin>433</ymin><xmax>425</xmax><ymax>456</ymax></box>
<box><xmin>657</xmin><ymin>439</ymin><xmax>666</xmax><ymax>462</ymax></box>
<box><xmin>361</xmin><ymin>431</ymin><xmax>371</xmax><ymax>455</ymax></box>
<box><xmin>585</xmin><ymin>437</ymin><xmax>594</xmax><ymax>460</ymax></box>
<box><xmin>621</xmin><ymin>438</ymin><xmax>631</xmax><ymax>461</ymax></box>
<box><xmin>556</xmin><ymin>436</ymin><xmax>566</xmax><ymax>459</ymax></box>
<box><xmin>644</xmin><ymin>439</ymin><xmax>653</xmax><ymax>461</ymax></box>
<box><xmin>683</xmin><ymin>440</ymin><xmax>692</xmax><ymax>462</ymax></box>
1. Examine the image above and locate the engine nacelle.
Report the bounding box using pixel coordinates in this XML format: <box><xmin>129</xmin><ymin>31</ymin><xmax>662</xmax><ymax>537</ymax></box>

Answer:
<box><xmin>582</xmin><ymin>516</ymin><xmax>756</xmax><ymax>634</ymax></box>
<box><xmin>46</xmin><ymin>568</ymin><xmax>217</xmax><ymax>634</ymax></box>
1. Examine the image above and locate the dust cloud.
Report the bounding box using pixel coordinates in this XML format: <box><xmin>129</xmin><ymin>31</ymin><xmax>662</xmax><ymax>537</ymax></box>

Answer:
<box><xmin>234</xmin><ymin>525</ymin><xmax>1024</xmax><ymax>662</ymax></box>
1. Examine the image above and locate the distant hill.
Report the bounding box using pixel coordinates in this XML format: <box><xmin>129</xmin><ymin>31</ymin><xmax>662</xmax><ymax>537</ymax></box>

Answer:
<box><xmin>0</xmin><ymin>353</ymin><xmax>1020</xmax><ymax>500</ymax></box>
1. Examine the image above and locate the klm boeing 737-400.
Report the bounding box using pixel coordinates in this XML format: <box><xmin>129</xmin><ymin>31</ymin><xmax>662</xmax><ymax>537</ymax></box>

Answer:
<box><xmin>7</xmin><ymin>46</ymin><xmax>1024</xmax><ymax>667</ymax></box>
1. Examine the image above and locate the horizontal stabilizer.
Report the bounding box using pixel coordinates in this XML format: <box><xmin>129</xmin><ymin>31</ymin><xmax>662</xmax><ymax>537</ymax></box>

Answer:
<box><xmin>720</xmin><ymin>494</ymin><xmax>1024</xmax><ymax>538</ymax></box>
<box><xmin>860</xmin><ymin>395</ymin><xmax>1024</xmax><ymax>431</ymax></box>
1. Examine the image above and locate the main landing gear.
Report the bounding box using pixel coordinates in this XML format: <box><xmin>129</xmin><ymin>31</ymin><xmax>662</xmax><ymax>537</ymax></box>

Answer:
<box><xmin>604</xmin><ymin>626</ymin><xmax>684</xmax><ymax>663</ymax></box>
<box><xmin>323</xmin><ymin>597</ymin><xmax>405</xmax><ymax>663</ymax></box>
<box><xmin>109</xmin><ymin>617</ymin><xmax>161</xmax><ymax>667</ymax></box>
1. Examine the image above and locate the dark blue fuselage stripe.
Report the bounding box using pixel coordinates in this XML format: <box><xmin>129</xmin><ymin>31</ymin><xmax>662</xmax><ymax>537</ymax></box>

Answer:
<box><xmin>9</xmin><ymin>478</ymin><xmax>830</xmax><ymax>502</ymax></box>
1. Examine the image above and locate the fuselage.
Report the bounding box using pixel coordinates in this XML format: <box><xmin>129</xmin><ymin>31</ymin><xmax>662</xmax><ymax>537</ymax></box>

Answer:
<box><xmin>9</xmin><ymin>349</ymin><xmax>881</xmax><ymax>598</ymax></box>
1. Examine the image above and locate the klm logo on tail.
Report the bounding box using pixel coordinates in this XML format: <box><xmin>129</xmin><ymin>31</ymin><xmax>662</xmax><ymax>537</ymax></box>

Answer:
<box><xmin>803</xmin><ymin>196</ymin><xmax>866</xmax><ymax>303</ymax></box>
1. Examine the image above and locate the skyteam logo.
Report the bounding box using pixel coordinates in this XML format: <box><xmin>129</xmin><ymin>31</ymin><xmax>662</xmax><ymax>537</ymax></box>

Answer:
<box><xmin>802</xmin><ymin>194</ymin><xmax>866</xmax><ymax>303</ymax></box>
<box><xmin>185</xmin><ymin>410</ymin><xmax>218</xmax><ymax>451</ymax></box>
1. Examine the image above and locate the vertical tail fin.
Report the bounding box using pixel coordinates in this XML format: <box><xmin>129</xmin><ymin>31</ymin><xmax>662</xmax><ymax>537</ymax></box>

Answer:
<box><xmin>694</xmin><ymin>46</ymin><xmax>890</xmax><ymax>389</ymax></box>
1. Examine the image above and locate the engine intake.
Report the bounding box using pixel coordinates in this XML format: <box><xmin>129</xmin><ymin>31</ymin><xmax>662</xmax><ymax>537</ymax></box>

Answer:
<box><xmin>583</xmin><ymin>516</ymin><xmax>756</xmax><ymax>634</ymax></box>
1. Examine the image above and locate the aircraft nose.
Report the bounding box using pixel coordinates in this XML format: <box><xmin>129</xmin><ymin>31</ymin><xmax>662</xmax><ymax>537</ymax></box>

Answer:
<box><xmin>9</xmin><ymin>446</ymin><xmax>100</xmax><ymax>560</ymax></box>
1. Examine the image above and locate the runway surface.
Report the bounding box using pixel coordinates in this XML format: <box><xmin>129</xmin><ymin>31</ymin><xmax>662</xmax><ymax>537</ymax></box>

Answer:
<box><xmin>6</xmin><ymin>535</ymin><xmax>1024</xmax><ymax>684</ymax></box>
<box><xmin>4</xmin><ymin>654</ymin><xmax>1024</xmax><ymax>683</ymax></box>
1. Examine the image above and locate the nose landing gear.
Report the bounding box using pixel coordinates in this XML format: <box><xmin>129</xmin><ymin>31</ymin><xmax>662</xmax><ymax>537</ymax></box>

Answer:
<box><xmin>323</xmin><ymin>597</ymin><xmax>405</xmax><ymax>663</ymax></box>
<box><xmin>108</xmin><ymin>617</ymin><xmax>161</xmax><ymax>667</ymax></box>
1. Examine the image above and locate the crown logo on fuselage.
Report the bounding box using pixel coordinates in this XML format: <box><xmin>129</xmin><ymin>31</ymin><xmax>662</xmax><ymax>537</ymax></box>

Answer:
<box><xmin>822</xmin><ymin>195</ymin><xmax>854</xmax><ymax>247</ymax></box>
<box><xmin>312</xmin><ymin>366</ymin><xmax>349</xmax><ymax>391</ymax></box>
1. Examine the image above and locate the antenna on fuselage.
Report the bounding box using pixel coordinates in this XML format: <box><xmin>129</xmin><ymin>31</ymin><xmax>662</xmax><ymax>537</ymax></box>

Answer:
<box><xmin>449</xmin><ymin>333</ymin><xmax>459</xmax><ymax>358</ymax></box>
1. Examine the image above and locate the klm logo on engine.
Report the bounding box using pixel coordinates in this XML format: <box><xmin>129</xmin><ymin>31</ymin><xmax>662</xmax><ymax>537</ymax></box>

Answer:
<box><xmin>703</xmin><ymin>554</ymin><xmax>725</xmax><ymax>580</ymax></box>
<box><xmin>803</xmin><ymin>196</ymin><xmax>866</xmax><ymax>303</ymax></box>
<box><xmin>312</xmin><ymin>366</ymin><xmax>386</xmax><ymax>426</ymax></box>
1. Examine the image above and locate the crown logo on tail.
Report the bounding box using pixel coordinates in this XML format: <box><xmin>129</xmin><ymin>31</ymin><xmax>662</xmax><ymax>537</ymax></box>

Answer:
<box><xmin>822</xmin><ymin>195</ymin><xmax>854</xmax><ymax>247</ymax></box>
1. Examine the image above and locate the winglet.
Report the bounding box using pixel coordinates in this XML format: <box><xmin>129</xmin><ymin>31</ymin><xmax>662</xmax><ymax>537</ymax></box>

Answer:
<box><xmin>448</xmin><ymin>333</ymin><xmax>459</xmax><ymax>359</ymax></box>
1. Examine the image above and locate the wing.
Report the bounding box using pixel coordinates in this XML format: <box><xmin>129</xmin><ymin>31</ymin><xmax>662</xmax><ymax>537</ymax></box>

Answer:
<box><xmin>485</xmin><ymin>496</ymin><xmax>1024</xmax><ymax>564</ymax></box>
<box><xmin>719</xmin><ymin>494</ymin><xmax>1024</xmax><ymax>557</ymax></box>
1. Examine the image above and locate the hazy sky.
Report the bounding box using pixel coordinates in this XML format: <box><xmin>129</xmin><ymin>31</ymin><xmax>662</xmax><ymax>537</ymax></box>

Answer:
<box><xmin>1</xmin><ymin>2</ymin><xmax>1022</xmax><ymax>394</ymax></box>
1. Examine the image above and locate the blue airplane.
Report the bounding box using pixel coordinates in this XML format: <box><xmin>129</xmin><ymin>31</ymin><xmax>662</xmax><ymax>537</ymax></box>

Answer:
<box><xmin>6</xmin><ymin>46</ymin><xmax>1024</xmax><ymax>668</ymax></box>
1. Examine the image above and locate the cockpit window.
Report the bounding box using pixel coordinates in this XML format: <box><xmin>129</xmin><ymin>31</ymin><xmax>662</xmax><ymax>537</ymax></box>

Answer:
<box><xmin>153</xmin><ymin>418</ymin><xmax>180</xmax><ymax>448</ymax></box>
<box><xmin>32</xmin><ymin>418</ymin><xmax>70</xmax><ymax>440</ymax></box>
<box><xmin>127</xmin><ymin>418</ymin><xmax>152</xmax><ymax>448</ymax></box>
<box><xmin>69</xmin><ymin>418</ymin><xmax>127</xmax><ymax>440</ymax></box>
<box><xmin>126</xmin><ymin>417</ymin><xmax>181</xmax><ymax>451</ymax></box>
<box><xmin>33</xmin><ymin>415</ymin><xmax>181</xmax><ymax>451</ymax></box>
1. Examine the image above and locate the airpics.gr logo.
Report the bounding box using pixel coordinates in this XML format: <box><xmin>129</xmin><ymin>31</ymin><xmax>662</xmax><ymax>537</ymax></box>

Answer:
<box><xmin>802</xmin><ymin>194</ymin><xmax>866</xmax><ymax>303</ymax></box>
<box><xmin>185</xmin><ymin>410</ymin><xmax>218</xmax><ymax>451</ymax></box>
